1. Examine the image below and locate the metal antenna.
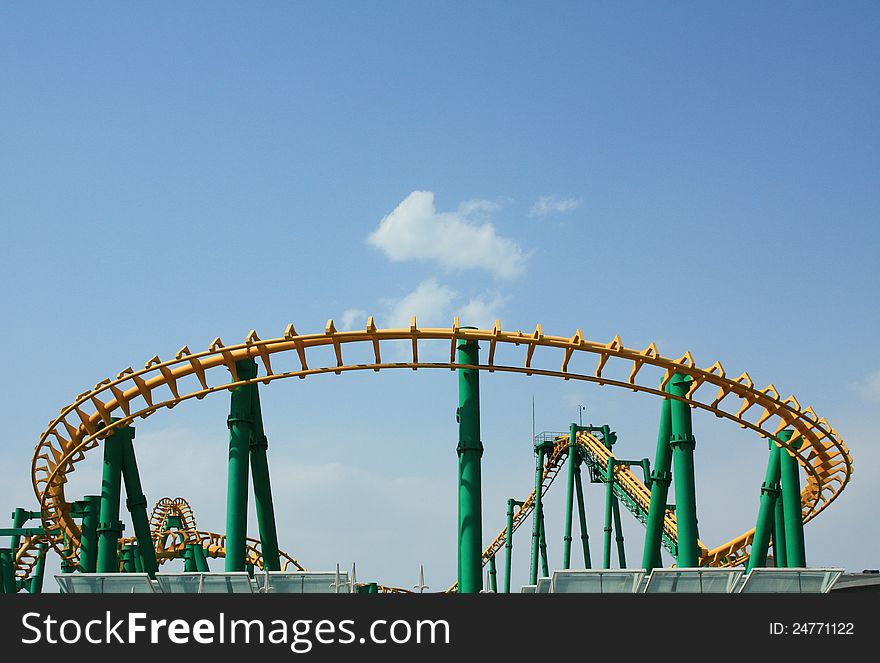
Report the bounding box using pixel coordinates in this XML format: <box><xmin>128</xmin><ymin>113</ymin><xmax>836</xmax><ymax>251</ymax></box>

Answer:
<box><xmin>413</xmin><ymin>564</ymin><xmax>429</xmax><ymax>593</ymax></box>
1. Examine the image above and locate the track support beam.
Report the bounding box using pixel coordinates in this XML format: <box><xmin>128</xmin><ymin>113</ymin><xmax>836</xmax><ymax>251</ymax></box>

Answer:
<box><xmin>562</xmin><ymin>423</ymin><xmax>578</xmax><ymax>569</ymax></box>
<box><xmin>668</xmin><ymin>373</ymin><xmax>699</xmax><ymax>567</ymax></box>
<box><xmin>456</xmin><ymin>334</ymin><xmax>483</xmax><ymax>593</ymax></box>
<box><xmin>642</xmin><ymin>398</ymin><xmax>673</xmax><ymax>570</ymax></box>
<box><xmin>96</xmin><ymin>422</ymin><xmax>128</xmax><ymax>573</ymax></box>
<box><xmin>747</xmin><ymin>433</ymin><xmax>786</xmax><ymax>571</ymax></box>
<box><xmin>780</xmin><ymin>434</ymin><xmax>806</xmax><ymax>567</ymax></box>
<box><xmin>574</xmin><ymin>455</ymin><xmax>592</xmax><ymax>568</ymax></box>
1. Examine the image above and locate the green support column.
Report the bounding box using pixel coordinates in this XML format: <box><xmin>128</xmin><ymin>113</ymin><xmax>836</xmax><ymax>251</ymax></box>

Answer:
<box><xmin>226</xmin><ymin>359</ymin><xmax>255</xmax><ymax>572</ymax></box>
<box><xmin>642</xmin><ymin>399</ymin><xmax>673</xmax><ymax>570</ymax></box>
<box><xmin>120</xmin><ymin>545</ymin><xmax>136</xmax><ymax>573</ymax></box>
<box><xmin>747</xmin><ymin>435</ymin><xmax>785</xmax><ymax>571</ymax></box>
<box><xmin>668</xmin><ymin>373</ymin><xmax>699</xmax><ymax>568</ymax></box>
<box><xmin>779</xmin><ymin>433</ymin><xmax>806</xmax><ymax>567</ymax></box>
<box><xmin>573</xmin><ymin>458</ymin><xmax>591</xmax><ymax>568</ymax></box>
<box><xmin>529</xmin><ymin>444</ymin><xmax>546</xmax><ymax>585</ymax></box>
<box><xmin>79</xmin><ymin>495</ymin><xmax>100</xmax><ymax>573</ymax></box>
<box><xmin>562</xmin><ymin>423</ymin><xmax>578</xmax><ymax>569</ymax></box>
<box><xmin>612</xmin><ymin>495</ymin><xmax>626</xmax><ymax>567</ymax></box>
<box><xmin>0</xmin><ymin>549</ymin><xmax>14</xmax><ymax>594</ymax></box>
<box><xmin>193</xmin><ymin>543</ymin><xmax>209</xmax><ymax>572</ymax></box>
<box><xmin>503</xmin><ymin>498</ymin><xmax>520</xmax><ymax>593</ymax></box>
<box><xmin>96</xmin><ymin>423</ymin><xmax>128</xmax><ymax>573</ymax></box>
<box><xmin>183</xmin><ymin>544</ymin><xmax>195</xmax><ymax>572</ymax></box>
<box><xmin>456</xmin><ymin>335</ymin><xmax>484</xmax><ymax>594</ymax></box>
<box><xmin>488</xmin><ymin>555</ymin><xmax>497</xmax><ymax>592</ymax></box>
<box><xmin>247</xmin><ymin>365</ymin><xmax>281</xmax><ymax>572</ymax></box>
<box><xmin>773</xmin><ymin>499</ymin><xmax>787</xmax><ymax>567</ymax></box>
<box><xmin>10</xmin><ymin>508</ymin><xmax>27</xmax><ymax>553</ymax></box>
<box><xmin>119</xmin><ymin>431</ymin><xmax>158</xmax><ymax>577</ymax></box>
<box><xmin>539</xmin><ymin>510</ymin><xmax>549</xmax><ymax>578</ymax></box>
<box><xmin>602</xmin><ymin>458</ymin><xmax>615</xmax><ymax>569</ymax></box>
<box><xmin>28</xmin><ymin>544</ymin><xmax>46</xmax><ymax>593</ymax></box>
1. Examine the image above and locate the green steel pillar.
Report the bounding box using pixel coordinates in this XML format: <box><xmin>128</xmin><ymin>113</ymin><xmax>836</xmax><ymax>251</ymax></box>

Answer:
<box><xmin>488</xmin><ymin>555</ymin><xmax>497</xmax><ymax>592</ymax></box>
<box><xmin>183</xmin><ymin>544</ymin><xmax>195</xmax><ymax>572</ymax></box>
<box><xmin>779</xmin><ymin>433</ymin><xmax>806</xmax><ymax>567</ymax></box>
<box><xmin>79</xmin><ymin>495</ymin><xmax>100</xmax><ymax>573</ymax></box>
<box><xmin>96</xmin><ymin>423</ymin><xmax>128</xmax><ymax>573</ymax></box>
<box><xmin>0</xmin><ymin>548</ymin><xmax>13</xmax><ymax>594</ymax></box>
<box><xmin>120</xmin><ymin>545</ymin><xmax>136</xmax><ymax>573</ymax></box>
<box><xmin>539</xmin><ymin>511</ymin><xmax>549</xmax><ymax>578</ymax></box>
<box><xmin>747</xmin><ymin>435</ymin><xmax>785</xmax><ymax>571</ymax></box>
<box><xmin>668</xmin><ymin>373</ymin><xmax>699</xmax><ymax>568</ymax></box>
<box><xmin>28</xmin><ymin>544</ymin><xmax>46</xmax><ymax>593</ymax></box>
<box><xmin>642</xmin><ymin>399</ymin><xmax>673</xmax><ymax>570</ymax></box>
<box><xmin>773</xmin><ymin>498</ymin><xmax>787</xmax><ymax>567</ymax></box>
<box><xmin>226</xmin><ymin>359</ymin><xmax>255</xmax><ymax>572</ymax></box>
<box><xmin>193</xmin><ymin>543</ymin><xmax>209</xmax><ymax>572</ymax></box>
<box><xmin>10</xmin><ymin>508</ymin><xmax>27</xmax><ymax>553</ymax></box>
<box><xmin>247</xmin><ymin>367</ymin><xmax>281</xmax><ymax>572</ymax></box>
<box><xmin>612</xmin><ymin>495</ymin><xmax>626</xmax><ymax>567</ymax></box>
<box><xmin>119</xmin><ymin>431</ymin><xmax>158</xmax><ymax>577</ymax></box>
<box><xmin>456</xmin><ymin>335</ymin><xmax>484</xmax><ymax>594</ymax></box>
<box><xmin>529</xmin><ymin>444</ymin><xmax>546</xmax><ymax>585</ymax></box>
<box><xmin>602</xmin><ymin>458</ymin><xmax>616</xmax><ymax>569</ymax></box>
<box><xmin>503</xmin><ymin>498</ymin><xmax>519</xmax><ymax>593</ymax></box>
<box><xmin>573</xmin><ymin>459</ymin><xmax>591</xmax><ymax>568</ymax></box>
<box><xmin>562</xmin><ymin>423</ymin><xmax>578</xmax><ymax>569</ymax></box>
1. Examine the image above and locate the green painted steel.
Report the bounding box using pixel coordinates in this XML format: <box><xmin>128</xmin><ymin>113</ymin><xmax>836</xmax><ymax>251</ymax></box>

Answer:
<box><xmin>773</xmin><ymin>498</ymin><xmax>787</xmax><ymax>567</ymax></box>
<box><xmin>184</xmin><ymin>543</ymin><xmax>196</xmax><ymax>572</ymax></box>
<box><xmin>642</xmin><ymin>399</ymin><xmax>673</xmax><ymax>570</ymax></box>
<box><xmin>120</xmin><ymin>545</ymin><xmax>136</xmax><ymax>573</ymax></box>
<box><xmin>562</xmin><ymin>423</ymin><xmax>578</xmax><ymax>569</ymax></box>
<box><xmin>611</xmin><ymin>494</ymin><xmax>626</xmax><ymax>567</ymax></box>
<box><xmin>247</xmin><ymin>365</ymin><xmax>281</xmax><ymax>572</ymax></box>
<box><xmin>10</xmin><ymin>508</ymin><xmax>26</xmax><ymax>554</ymax></box>
<box><xmin>0</xmin><ymin>548</ymin><xmax>13</xmax><ymax>594</ymax></box>
<box><xmin>668</xmin><ymin>373</ymin><xmax>699</xmax><ymax>567</ymax></box>
<box><xmin>539</xmin><ymin>510</ymin><xmax>549</xmax><ymax>578</ymax></box>
<box><xmin>747</xmin><ymin>435</ymin><xmax>786</xmax><ymax>571</ymax></box>
<box><xmin>119</xmin><ymin>431</ymin><xmax>158</xmax><ymax>577</ymax></box>
<box><xmin>193</xmin><ymin>543</ymin><xmax>209</xmax><ymax>572</ymax></box>
<box><xmin>456</xmin><ymin>335</ymin><xmax>484</xmax><ymax>594</ymax></box>
<box><xmin>488</xmin><ymin>555</ymin><xmax>497</xmax><ymax>592</ymax></box>
<box><xmin>573</xmin><ymin>458</ymin><xmax>591</xmax><ymax>568</ymax></box>
<box><xmin>529</xmin><ymin>444</ymin><xmax>546</xmax><ymax>585</ymax></box>
<box><xmin>779</xmin><ymin>434</ymin><xmax>806</xmax><ymax>567</ymax></box>
<box><xmin>503</xmin><ymin>498</ymin><xmax>520</xmax><ymax>593</ymax></box>
<box><xmin>225</xmin><ymin>359</ymin><xmax>255</xmax><ymax>572</ymax></box>
<box><xmin>602</xmin><ymin>458</ymin><xmax>615</xmax><ymax>569</ymax></box>
<box><xmin>79</xmin><ymin>495</ymin><xmax>100</xmax><ymax>573</ymax></box>
<box><xmin>28</xmin><ymin>544</ymin><xmax>46</xmax><ymax>593</ymax></box>
<box><xmin>96</xmin><ymin>423</ymin><xmax>128</xmax><ymax>573</ymax></box>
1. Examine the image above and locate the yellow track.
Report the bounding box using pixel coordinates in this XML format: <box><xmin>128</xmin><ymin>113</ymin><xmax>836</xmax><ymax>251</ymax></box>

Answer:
<box><xmin>25</xmin><ymin>318</ymin><xmax>853</xmax><ymax>581</ymax></box>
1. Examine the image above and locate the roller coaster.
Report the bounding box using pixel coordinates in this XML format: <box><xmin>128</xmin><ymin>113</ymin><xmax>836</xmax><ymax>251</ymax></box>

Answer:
<box><xmin>0</xmin><ymin>318</ymin><xmax>854</xmax><ymax>594</ymax></box>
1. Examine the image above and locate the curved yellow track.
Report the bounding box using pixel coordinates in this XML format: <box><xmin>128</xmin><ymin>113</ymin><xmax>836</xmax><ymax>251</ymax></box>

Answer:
<box><xmin>28</xmin><ymin>318</ymin><xmax>853</xmax><ymax>578</ymax></box>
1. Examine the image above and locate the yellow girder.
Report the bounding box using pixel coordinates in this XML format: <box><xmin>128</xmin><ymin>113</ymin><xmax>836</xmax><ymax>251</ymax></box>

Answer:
<box><xmin>27</xmin><ymin>318</ymin><xmax>852</xmax><ymax>581</ymax></box>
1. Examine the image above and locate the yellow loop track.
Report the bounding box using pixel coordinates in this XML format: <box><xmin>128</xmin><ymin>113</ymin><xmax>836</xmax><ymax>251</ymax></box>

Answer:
<box><xmin>27</xmin><ymin>318</ymin><xmax>852</xmax><ymax>581</ymax></box>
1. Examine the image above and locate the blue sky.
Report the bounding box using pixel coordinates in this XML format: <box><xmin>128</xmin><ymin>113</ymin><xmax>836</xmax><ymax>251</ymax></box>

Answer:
<box><xmin>1</xmin><ymin>2</ymin><xmax>878</xmax><ymax>591</ymax></box>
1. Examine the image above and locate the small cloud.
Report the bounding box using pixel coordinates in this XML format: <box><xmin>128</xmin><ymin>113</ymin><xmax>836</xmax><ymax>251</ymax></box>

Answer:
<box><xmin>458</xmin><ymin>292</ymin><xmax>507</xmax><ymax>329</ymax></box>
<box><xmin>529</xmin><ymin>194</ymin><xmax>582</xmax><ymax>217</ymax></box>
<box><xmin>852</xmin><ymin>369</ymin><xmax>880</xmax><ymax>403</ymax></box>
<box><xmin>367</xmin><ymin>191</ymin><xmax>526</xmax><ymax>279</ymax></box>
<box><xmin>383</xmin><ymin>279</ymin><xmax>457</xmax><ymax>328</ymax></box>
<box><xmin>380</xmin><ymin>279</ymin><xmax>506</xmax><ymax>330</ymax></box>
<box><xmin>339</xmin><ymin>308</ymin><xmax>368</xmax><ymax>331</ymax></box>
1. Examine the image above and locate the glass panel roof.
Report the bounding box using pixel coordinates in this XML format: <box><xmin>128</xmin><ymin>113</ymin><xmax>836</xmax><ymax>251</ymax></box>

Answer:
<box><xmin>551</xmin><ymin>569</ymin><xmax>645</xmax><ymax>594</ymax></box>
<box><xmin>738</xmin><ymin>568</ymin><xmax>844</xmax><ymax>593</ymax></box>
<box><xmin>253</xmin><ymin>571</ymin><xmax>351</xmax><ymax>594</ymax></box>
<box><xmin>55</xmin><ymin>573</ymin><xmax>156</xmax><ymax>594</ymax></box>
<box><xmin>520</xmin><ymin>585</ymin><xmax>536</xmax><ymax>593</ymax></box>
<box><xmin>644</xmin><ymin>568</ymin><xmax>743</xmax><ymax>594</ymax></box>
<box><xmin>536</xmin><ymin>577</ymin><xmax>551</xmax><ymax>593</ymax></box>
<box><xmin>155</xmin><ymin>572</ymin><xmax>253</xmax><ymax>594</ymax></box>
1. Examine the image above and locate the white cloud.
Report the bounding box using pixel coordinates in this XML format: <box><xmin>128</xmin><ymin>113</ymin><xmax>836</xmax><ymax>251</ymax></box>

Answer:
<box><xmin>458</xmin><ymin>292</ymin><xmax>507</xmax><ymax>329</ymax></box>
<box><xmin>853</xmin><ymin>369</ymin><xmax>880</xmax><ymax>402</ymax></box>
<box><xmin>367</xmin><ymin>191</ymin><xmax>525</xmax><ymax>279</ymax></box>
<box><xmin>383</xmin><ymin>279</ymin><xmax>456</xmax><ymax>328</ymax></box>
<box><xmin>339</xmin><ymin>308</ymin><xmax>367</xmax><ymax>331</ymax></box>
<box><xmin>381</xmin><ymin>279</ymin><xmax>505</xmax><ymax>330</ymax></box>
<box><xmin>529</xmin><ymin>194</ymin><xmax>582</xmax><ymax>217</ymax></box>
